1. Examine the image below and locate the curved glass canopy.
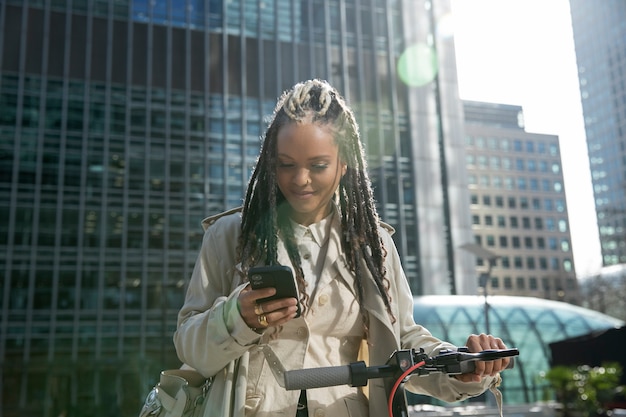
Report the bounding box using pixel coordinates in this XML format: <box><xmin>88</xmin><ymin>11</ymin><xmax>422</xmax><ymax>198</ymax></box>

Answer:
<box><xmin>412</xmin><ymin>295</ymin><xmax>624</xmax><ymax>404</ymax></box>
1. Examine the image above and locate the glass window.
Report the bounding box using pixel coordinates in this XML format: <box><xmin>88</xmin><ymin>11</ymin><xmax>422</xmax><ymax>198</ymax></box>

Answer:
<box><xmin>537</xmin><ymin>142</ymin><xmax>546</xmax><ymax>153</ymax></box>
<box><xmin>549</xmin><ymin>238</ymin><xmax>558</xmax><ymax>250</ymax></box>
<box><xmin>508</xmin><ymin>197</ymin><xmax>516</xmax><ymax>208</ymax></box>
<box><xmin>530</xmin><ymin>178</ymin><xmax>539</xmax><ymax>190</ymax></box>
<box><xmin>548</xmin><ymin>143</ymin><xmax>558</xmax><ymax>155</ymax></box>
<box><xmin>532</xmin><ymin>198</ymin><xmax>541</xmax><ymax>210</ymax></box>
<box><xmin>503</xmin><ymin>276</ymin><xmax>512</xmax><ymax>289</ymax></box>
<box><xmin>520</xmin><ymin>197</ymin><xmax>529</xmax><ymax>209</ymax></box>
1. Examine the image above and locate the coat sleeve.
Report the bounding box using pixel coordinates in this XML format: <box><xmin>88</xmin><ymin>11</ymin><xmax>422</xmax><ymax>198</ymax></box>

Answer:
<box><xmin>173</xmin><ymin>213</ymin><xmax>262</xmax><ymax>378</ymax></box>
<box><xmin>379</xmin><ymin>228</ymin><xmax>497</xmax><ymax>402</ymax></box>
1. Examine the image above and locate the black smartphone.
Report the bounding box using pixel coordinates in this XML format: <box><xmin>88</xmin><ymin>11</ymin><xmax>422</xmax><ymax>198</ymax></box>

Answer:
<box><xmin>249</xmin><ymin>265</ymin><xmax>301</xmax><ymax>318</ymax></box>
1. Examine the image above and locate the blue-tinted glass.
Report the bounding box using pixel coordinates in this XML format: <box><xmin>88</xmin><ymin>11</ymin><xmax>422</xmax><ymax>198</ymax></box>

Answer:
<box><xmin>413</xmin><ymin>296</ymin><xmax>623</xmax><ymax>405</ymax></box>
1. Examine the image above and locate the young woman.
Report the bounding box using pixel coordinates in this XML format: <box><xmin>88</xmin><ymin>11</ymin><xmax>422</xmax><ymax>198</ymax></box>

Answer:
<box><xmin>174</xmin><ymin>79</ymin><xmax>510</xmax><ymax>417</ymax></box>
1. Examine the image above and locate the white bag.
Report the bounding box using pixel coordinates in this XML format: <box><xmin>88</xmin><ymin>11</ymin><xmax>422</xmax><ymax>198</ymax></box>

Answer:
<box><xmin>139</xmin><ymin>369</ymin><xmax>212</xmax><ymax>417</ymax></box>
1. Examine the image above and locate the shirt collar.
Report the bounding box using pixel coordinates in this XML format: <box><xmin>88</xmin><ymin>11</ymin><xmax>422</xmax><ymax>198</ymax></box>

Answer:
<box><xmin>290</xmin><ymin>205</ymin><xmax>337</xmax><ymax>247</ymax></box>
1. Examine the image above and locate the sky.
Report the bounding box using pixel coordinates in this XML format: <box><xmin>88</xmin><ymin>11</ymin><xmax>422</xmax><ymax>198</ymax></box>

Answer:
<box><xmin>448</xmin><ymin>0</ymin><xmax>603</xmax><ymax>277</ymax></box>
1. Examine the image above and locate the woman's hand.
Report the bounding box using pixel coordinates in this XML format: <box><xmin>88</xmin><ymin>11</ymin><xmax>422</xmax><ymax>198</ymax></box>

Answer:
<box><xmin>454</xmin><ymin>333</ymin><xmax>510</xmax><ymax>383</ymax></box>
<box><xmin>238</xmin><ymin>285</ymin><xmax>299</xmax><ymax>331</ymax></box>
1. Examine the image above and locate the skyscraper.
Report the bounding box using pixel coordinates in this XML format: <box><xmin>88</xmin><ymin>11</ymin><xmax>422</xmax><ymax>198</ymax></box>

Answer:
<box><xmin>463</xmin><ymin>101</ymin><xmax>580</xmax><ymax>305</ymax></box>
<box><xmin>569</xmin><ymin>0</ymin><xmax>626</xmax><ymax>266</ymax></box>
<box><xmin>0</xmin><ymin>1</ymin><xmax>475</xmax><ymax>415</ymax></box>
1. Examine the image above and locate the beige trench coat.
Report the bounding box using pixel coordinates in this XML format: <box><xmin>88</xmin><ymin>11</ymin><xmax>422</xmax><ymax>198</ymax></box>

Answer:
<box><xmin>174</xmin><ymin>208</ymin><xmax>496</xmax><ymax>417</ymax></box>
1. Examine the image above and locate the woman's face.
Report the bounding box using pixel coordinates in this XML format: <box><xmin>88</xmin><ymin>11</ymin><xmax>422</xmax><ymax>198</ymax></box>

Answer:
<box><xmin>276</xmin><ymin>122</ymin><xmax>346</xmax><ymax>226</ymax></box>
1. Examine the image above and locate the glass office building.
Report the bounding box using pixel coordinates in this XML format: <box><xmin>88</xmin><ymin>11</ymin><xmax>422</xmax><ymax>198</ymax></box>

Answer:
<box><xmin>0</xmin><ymin>0</ymin><xmax>478</xmax><ymax>415</ymax></box>
<box><xmin>569</xmin><ymin>0</ymin><xmax>626</xmax><ymax>266</ymax></box>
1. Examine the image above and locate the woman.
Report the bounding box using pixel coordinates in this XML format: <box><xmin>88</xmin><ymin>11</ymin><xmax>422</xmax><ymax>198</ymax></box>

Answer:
<box><xmin>174</xmin><ymin>79</ymin><xmax>510</xmax><ymax>417</ymax></box>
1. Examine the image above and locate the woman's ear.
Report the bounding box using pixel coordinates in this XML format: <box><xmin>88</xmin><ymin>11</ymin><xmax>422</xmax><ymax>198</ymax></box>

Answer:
<box><xmin>341</xmin><ymin>163</ymin><xmax>347</xmax><ymax>177</ymax></box>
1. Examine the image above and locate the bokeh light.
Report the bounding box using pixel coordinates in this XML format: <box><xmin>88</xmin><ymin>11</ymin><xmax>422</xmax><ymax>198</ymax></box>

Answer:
<box><xmin>397</xmin><ymin>43</ymin><xmax>439</xmax><ymax>87</ymax></box>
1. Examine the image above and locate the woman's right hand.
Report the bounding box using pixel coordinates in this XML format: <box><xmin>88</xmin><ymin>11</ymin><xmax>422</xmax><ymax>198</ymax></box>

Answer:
<box><xmin>237</xmin><ymin>285</ymin><xmax>299</xmax><ymax>331</ymax></box>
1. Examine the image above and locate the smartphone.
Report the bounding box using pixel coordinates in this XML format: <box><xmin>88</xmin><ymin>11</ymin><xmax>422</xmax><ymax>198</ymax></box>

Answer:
<box><xmin>249</xmin><ymin>265</ymin><xmax>301</xmax><ymax>318</ymax></box>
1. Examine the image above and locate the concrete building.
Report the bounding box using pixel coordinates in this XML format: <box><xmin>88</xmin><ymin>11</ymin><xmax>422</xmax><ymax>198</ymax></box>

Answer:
<box><xmin>463</xmin><ymin>101</ymin><xmax>581</xmax><ymax>305</ymax></box>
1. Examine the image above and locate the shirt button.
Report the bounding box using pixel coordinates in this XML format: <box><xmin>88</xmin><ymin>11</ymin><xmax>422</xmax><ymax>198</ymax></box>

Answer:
<box><xmin>314</xmin><ymin>409</ymin><xmax>325</xmax><ymax>417</ymax></box>
<box><xmin>296</xmin><ymin>327</ymin><xmax>308</xmax><ymax>339</ymax></box>
<box><xmin>303</xmin><ymin>253</ymin><xmax>311</xmax><ymax>260</ymax></box>
<box><xmin>318</xmin><ymin>294</ymin><xmax>329</xmax><ymax>306</ymax></box>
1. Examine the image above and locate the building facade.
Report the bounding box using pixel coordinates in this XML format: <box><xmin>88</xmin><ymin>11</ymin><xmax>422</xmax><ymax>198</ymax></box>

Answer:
<box><xmin>569</xmin><ymin>0</ymin><xmax>626</xmax><ymax>266</ymax></box>
<box><xmin>0</xmin><ymin>0</ymin><xmax>477</xmax><ymax>415</ymax></box>
<box><xmin>463</xmin><ymin>101</ymin><xmax>581</xmax><ymax>305</ymax></box>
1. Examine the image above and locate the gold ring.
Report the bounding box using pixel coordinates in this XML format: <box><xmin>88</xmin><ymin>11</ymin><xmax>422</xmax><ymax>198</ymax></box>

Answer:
<box><xmin>258</xmin><ymin>314</ymin><xmax>268</xmax><ymax>327</ymax></box>
<box><xmin>254</xmin><ymin>304</ymin><xmax>264</xmax><ymax>316</ymax></box>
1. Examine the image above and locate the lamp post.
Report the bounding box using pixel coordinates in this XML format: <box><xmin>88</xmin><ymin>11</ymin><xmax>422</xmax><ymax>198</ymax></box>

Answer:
<box><xmin>460</xmin><ymin>243</ymin><xmax>499</xmax><ymax>334</ymax></box>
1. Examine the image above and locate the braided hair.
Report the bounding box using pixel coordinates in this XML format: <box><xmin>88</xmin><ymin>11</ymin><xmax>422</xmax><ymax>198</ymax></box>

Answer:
<box><xmin>238</xmin><ymin>79</ymin><xmax>395</xmax><ymax>332</ymax></box>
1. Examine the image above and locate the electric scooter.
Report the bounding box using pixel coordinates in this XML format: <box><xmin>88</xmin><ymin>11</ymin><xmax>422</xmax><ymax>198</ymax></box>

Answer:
<box><xmin>267</xmin><ymin>346</ymin><xmax>519</xmax><ymax>417</ymax></box>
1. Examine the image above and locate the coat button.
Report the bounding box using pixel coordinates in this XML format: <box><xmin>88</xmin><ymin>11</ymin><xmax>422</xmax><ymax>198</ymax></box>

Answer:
<box><xmin>318</xmin><ymin>293</ymin><xmax>329</xmax><ymax>306</ymax></box>
<box><xmin>314</xmin><ymin>409</ymin><xmax>325</xmax><ymax>417</ymax></box>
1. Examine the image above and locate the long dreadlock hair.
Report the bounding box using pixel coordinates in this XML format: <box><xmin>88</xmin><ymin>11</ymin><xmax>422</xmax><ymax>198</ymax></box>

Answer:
<box><xmin>238</xmin><ymin>79</ymin><xmax>395</xmax><ymax>331</ymax></box>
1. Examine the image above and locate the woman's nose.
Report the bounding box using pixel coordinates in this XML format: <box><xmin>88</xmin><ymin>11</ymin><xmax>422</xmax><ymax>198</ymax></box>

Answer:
<box><xmin>293</xmin><ymin>169</ymin><xmax>310</xmax><ymax>186</ymax></box>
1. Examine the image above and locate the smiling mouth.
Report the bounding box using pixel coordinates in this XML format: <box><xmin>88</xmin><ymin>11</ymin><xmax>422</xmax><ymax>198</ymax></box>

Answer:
<box><xmin>293</xmin><ymin>190</ymin><xmax>315</xmax><ymax>198</ymax></box>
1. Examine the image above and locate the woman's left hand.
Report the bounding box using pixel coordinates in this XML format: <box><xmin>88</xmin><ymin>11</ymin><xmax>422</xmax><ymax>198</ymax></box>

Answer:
<box><xmin>454</xmin><ymin>333</ymin><xmax>510</xmax><ymax>383</ymax></box>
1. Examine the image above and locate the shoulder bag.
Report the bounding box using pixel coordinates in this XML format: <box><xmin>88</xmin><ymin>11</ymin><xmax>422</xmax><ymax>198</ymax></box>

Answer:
<box><xmin>139</xmin><ymin>368</ymin><xmax>212</xmax><ymax>417</ymax></box>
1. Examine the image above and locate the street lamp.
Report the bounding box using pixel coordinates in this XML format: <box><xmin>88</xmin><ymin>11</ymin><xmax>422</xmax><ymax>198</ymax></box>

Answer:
<box><xmin>460</xmin><ymin>243</ymin><xmax>499</xmax><ymax>334</ymax></box>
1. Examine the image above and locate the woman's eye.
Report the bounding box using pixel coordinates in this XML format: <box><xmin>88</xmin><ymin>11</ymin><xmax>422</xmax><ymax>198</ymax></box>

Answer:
<box><xmin>312</xmin><ymin>163</ymin><xmax>328</xmax><ymax>170</ymax></box>
<box><xmin>278</xmin><ymin>162</ymin><xmax>294</xmax><ymax>168</ymax></box>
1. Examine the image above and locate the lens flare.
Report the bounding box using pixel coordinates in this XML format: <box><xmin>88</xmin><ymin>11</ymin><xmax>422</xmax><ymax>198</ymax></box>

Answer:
<box><xmin>397</xmin><ymin>43</ymin><xmax>439</xmax><ymax>87</ymax></box>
